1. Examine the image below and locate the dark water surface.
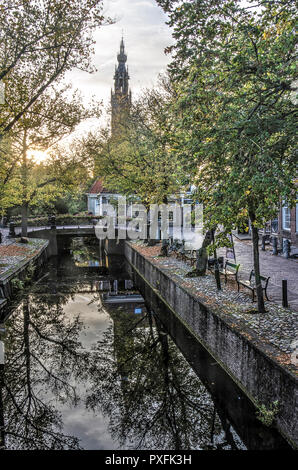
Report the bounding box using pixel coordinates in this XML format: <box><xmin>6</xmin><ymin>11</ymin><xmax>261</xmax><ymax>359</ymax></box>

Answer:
<box><xmin>0</xmin><ymin>238</ymin><xmax>291</xmax><ymax>450</ymax></box>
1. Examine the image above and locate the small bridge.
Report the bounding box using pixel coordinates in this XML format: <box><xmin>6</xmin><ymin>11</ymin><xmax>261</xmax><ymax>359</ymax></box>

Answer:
<box><xmin>15</xmin><ymin>225</ymin><xmax>124</xmax><ymax>256</ymax></box>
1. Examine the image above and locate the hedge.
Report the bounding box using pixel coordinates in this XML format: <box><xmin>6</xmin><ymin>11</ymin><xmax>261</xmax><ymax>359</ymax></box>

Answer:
<box><xmin>11</xmin><ymin>214</ymin><xmax>103</xmax><ymax>227</ymax></box>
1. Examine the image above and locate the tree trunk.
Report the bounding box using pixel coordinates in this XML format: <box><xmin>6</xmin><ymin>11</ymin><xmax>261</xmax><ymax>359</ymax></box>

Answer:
<box><xmin>21</xmin><ymin>203</ymin><xmax>28</xmax><ymax>237</ymax></box>
<box><xmin>160</xmin><ymin>239</ymin><xmax>169</xmax><ymax>256</ymax></box>
<box><xmin>146</xmin><ymin>208</ymin><xmax>156</xmax><ymax>246</ymax></box>
<box><xmin>194</xmin><ymin>230</ymin><xmax>213</xmax><ymax>275</ymax></box>
<box><xmin>249</xmin><ymin>211</ymin><xmax>266</xmax><ymax>313</ymax></box>
<box><xmin>211</xmin><ymin>229</ymin><xmax>221</xmax><ymax>290</ymax></box>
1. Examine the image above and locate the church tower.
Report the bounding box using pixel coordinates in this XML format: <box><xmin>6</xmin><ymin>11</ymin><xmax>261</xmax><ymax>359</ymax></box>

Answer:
<box><xmin>111</xmin><ymin>38</ymin><xmax>132</xmax><ymax>133</ymax></box>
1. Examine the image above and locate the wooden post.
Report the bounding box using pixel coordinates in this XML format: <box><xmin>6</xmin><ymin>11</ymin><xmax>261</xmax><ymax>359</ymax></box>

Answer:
<box><xmin>282</xmin><ymin>280</ymin><xmax>288</xmax><ymax>308</ymax></box>
<box><xmin>272</xmin><ymin>236</ymin><xmax>278</xmax><ymax>255</ymax></box>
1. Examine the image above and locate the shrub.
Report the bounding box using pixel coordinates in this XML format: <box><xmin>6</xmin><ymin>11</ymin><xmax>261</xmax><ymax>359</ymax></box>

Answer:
<box><xmin>256</xmin><ymin>401</ymin><xmax>279</xmax><ymax>427</ymax></box>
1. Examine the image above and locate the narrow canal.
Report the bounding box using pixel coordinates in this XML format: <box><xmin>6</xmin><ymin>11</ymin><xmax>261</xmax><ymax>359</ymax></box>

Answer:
<box><xmin>0</xmin><ymin>237</ymin><xmax>291</xmax><ymax>450</ymax></box>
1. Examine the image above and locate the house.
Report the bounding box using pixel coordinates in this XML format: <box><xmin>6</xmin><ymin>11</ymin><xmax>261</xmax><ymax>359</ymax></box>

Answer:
<box><xmin>87</xmin><ymin>179</ymin><xmax>121</xmax><ymax>216</ymax></box>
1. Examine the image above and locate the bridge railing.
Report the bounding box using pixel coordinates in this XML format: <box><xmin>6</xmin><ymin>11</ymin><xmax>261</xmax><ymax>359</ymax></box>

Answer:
<box><xmin>28</xmin><ymin>224</ymin><xmax>95</xmax><ymax>230</ymax></box>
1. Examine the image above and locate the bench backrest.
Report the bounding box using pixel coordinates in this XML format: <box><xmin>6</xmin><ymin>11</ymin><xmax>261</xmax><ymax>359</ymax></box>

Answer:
<box><xmin>225</xmin><ymin>261</ymin><xmax>240</xmax><ymax>273</ymax></box>
<box><xmin>249</xmin><ymin>270</ymin><xmax>270</xmax><ymax>286</ymax></box>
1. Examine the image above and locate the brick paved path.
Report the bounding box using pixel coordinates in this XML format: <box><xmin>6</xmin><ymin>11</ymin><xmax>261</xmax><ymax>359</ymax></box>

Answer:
<box><xmin>218</xmin><ymin>236</ymin><xmax>298</xmax><ymax>311</ymax></box>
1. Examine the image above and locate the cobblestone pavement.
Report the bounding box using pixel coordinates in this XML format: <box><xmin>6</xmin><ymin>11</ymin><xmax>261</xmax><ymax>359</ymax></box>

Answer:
<box><xmin>217</xmin><ymin>236</ymin><xmax>298</xmax><ymax>312</ymax></box>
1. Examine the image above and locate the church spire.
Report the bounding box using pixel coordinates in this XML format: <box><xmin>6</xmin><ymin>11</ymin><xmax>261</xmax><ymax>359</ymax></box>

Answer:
<box><xmin>118</xmin><ymin>36</ymin><xmax>126</xmax><ymax>60</ymax></box>
<box><xmin>111</xmin><ymin>37</ymin><xmax>132</xmax><ymax>133</ymax></box>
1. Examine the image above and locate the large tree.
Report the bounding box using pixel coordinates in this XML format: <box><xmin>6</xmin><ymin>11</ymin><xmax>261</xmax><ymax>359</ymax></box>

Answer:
<box><xmin>93</xmin><ymin>80</ymin><xmax>183</xmax><ymax>207</ymax></box>
<box><xmin>157</xmin><ymin>0</ymin><xmax>297</xmax><ymax>312</ymax></box>
<box><xmin>9</xmin><ymin>83</ymin><xmax>100</xmax><ymax>236</ymax></box>
<box><xmin>0</xmin><ymin>0</ymin><xmax>111</xmax><ymax>139</ymax></box>
<box><xmin>0</xmin><ymin>78</ymin><xmax>100</xmax><ymax>234</ymax></box>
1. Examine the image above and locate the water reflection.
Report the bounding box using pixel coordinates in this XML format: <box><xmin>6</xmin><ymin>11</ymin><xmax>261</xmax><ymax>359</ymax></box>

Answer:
<box><xmin>86</xmin><ymin>306</ymin><xmax>243</xmax><ymax>450</ymax></box>
<box><xmin>0</xmin><ymin>238</ymin><xmax>291</xmax><ymax>450</ymax></box>
<box><xmin>1</xmin><ymin>293</ymin><xmax>88</xmax><ymax>449</ymax></box>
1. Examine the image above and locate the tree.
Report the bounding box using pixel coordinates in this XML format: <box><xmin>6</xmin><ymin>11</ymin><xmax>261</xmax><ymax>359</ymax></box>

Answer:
<box><xmin>0</xmin><ymin>137</ymin><xmax>21</xmax><ymax>216</ymax></box>
<box><xmin>6</xmin><ymin>83</ymin><xmax>100</xmax><ymax>236</ymax></box>
<box><xmin>0</xmin><ymin>0</ymin><xmax>111</xmax><ymax>139</ymax></box>
<box><xmin>94</xmin><ymin>81</ymin><xmax>182</xmax><ymax>208</ymax></box>
<box><xmin>157</xmin><ymin>0</ymin><xmax>297</xmax><ymax>312</ymax></box>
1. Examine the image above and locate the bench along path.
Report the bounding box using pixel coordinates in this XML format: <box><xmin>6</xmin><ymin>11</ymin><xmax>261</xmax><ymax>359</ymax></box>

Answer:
<box><xmin>217</xmin><ymin>237</ymin><xmax>298</xmax><ymax>311</ymax></box>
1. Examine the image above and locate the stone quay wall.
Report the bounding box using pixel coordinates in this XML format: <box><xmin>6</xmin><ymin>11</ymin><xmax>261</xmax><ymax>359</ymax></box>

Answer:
<box><xmin>125</xmin><ymin>241</ymin><xmax>298</xmax><ymax>448</ymax></box>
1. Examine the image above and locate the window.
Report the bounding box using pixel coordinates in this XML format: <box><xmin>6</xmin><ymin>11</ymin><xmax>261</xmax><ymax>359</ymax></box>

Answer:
<box><xmin>282</xmin><ymin>202</ymin><xmax>291</xmax><ymax>230</ymax></box>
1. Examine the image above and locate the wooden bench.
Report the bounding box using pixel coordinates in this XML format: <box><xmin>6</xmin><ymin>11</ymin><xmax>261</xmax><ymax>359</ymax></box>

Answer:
<box><xmin>175</xmin><ymin>247</ymin><xmax>185</xmax><ymax>261</ymax></box>
<box><xmin>237</xmin><ymin>270</ymin><xmax>270</xmax><ymax>302</ymax></box>
<box><xmin>184</xmin><ymin>249</ymin><xmax>197</xmax><ymax>266</ymax></box>
<box><xmin>210</xmin><ymin>260</ymin><xmax>240</xmax><ymax>284</ymax></box>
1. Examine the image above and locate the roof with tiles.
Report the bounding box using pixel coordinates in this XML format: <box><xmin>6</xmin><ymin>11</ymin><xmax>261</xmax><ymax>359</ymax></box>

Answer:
<box><xmin>87</xmin><ymin>179</ymin><xmax>117</xmax><ymax>195</ymax></box>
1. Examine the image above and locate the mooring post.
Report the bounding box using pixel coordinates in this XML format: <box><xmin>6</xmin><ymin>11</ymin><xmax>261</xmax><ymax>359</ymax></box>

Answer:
<box><xmin>272</xmin><ymin>236</ymin><xmax>278</xmax><ymax>255</ymax></box>
<box><xmin>283</xmin><ymin>239</ymin><xmax>291</xmax><ymax>259</ymax></box>
<box><xmin>261</xmin><ymin>235</ymin><xmax>266</xmax><ymax>251</ymax></box>
<box><xmin>50</xmin><ymin>215</ymin><xmax>56</xmax><ymax>230</ymax></box>
<box><xmin>282</xmin><ymin>280</ymin><xmax>288</xmax><ymax>308</ymax></box>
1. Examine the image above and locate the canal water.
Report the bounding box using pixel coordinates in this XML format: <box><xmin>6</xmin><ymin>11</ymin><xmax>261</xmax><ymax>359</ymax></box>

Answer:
<box><xmin>0</xmin><ymin>238</ymin><xmax>291</xmax><ymax>450</ymax></box>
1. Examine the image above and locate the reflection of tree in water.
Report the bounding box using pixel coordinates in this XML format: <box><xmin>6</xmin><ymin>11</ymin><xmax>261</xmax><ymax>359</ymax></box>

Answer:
<box><xmin>1</xmin><ymin>275</ymin><xmax>245</xmax><ymax>450</ymax></box>
<box><xmin>86</xmin><ymin>308</ymin><xmax>235</xmax><ymax>450</ymax></box>
<box><xmin>2</xmin><ymin>289</ymin><xmax>91</xmax><ymax>450</ymax></box>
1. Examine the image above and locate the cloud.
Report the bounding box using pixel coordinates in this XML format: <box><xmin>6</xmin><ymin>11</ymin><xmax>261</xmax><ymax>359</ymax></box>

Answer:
<box><xmin>64</xmin><ymin>0</ymin><xmax>173</xmax><ymax>131</ymax></box>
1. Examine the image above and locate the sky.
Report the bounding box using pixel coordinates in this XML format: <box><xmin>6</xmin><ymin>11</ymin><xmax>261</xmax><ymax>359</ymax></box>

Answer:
<box><xmin>69</xmin><ymin>0</ymin><xmax>173</xmax><ymax>128</ymax></box>
<box><xmin>31</xmin><ymin>0</ymin><xmax>173</xmax><ymax>161</ymax></box>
